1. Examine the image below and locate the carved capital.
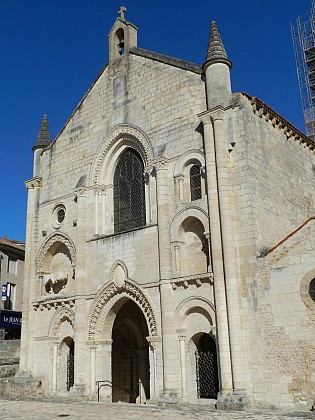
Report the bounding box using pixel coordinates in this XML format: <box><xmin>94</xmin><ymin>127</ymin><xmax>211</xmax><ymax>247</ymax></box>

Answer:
<box><xmin>172</xmin><ymin>240</ymin><xmax>184</xmax><ymax>251</ymax></box>
<box><xmin>25</xmin><ymin>177</ymin><xmax>42</xmax><ymax>190</ymax></box>
<box><xmin>146</xmin><ymin>335</ymin><xmax>162</xmax><ymax>350</ymax></box>
<box><xmin>176</xmin><ymin>328</ymin><xmax>187</xmax><ymax>339</ymax></box>
<box><xmin>210</xmin><ymin>108</ymin><xmax>225</xmax><ymax>122</ymax></box>
<box><xmin>144</xmin><ymin>164</ymin><xmax>154</xmax><ymax>176</ymax></box>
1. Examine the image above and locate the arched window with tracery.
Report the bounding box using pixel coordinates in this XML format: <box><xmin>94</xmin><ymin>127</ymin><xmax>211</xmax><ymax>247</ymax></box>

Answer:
<box><xmin>190</xmin><ymin>165</ymin><xmax>202</xmax><ymax>201</ymax></box>
<box><xmin>114</xmin><ymin>148</ymin><xmax>146</xmax><ymax>233</ymax></box>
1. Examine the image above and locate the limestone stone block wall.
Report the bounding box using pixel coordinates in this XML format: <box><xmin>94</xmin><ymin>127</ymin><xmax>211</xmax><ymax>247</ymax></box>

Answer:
<box><xmin>0</xmin><ymin>339</ymin><xmax>20</xmax><ymax>379</ymax></box>
<box><xmin>38</xmin><ymin>54</ymin><xmax>205</xmax><ymax>207</ymax></box>
<box><xmin>228</xmin><ymin>94</ymin><xmax>315</xmax><ymax>410</ymax></box>
<box><xmin>245</xmin><ymin>224</ymin><xmax>315</xmax><ymax>409</ymax></box>
<box><xmin>86</xmin><ymin>225</ymin><xmax>159</xmax><ymax>290</ymax></box>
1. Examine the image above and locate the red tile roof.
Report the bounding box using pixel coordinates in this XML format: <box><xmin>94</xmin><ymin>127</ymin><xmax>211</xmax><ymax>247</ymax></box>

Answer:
<box><xmin>0</xmin><ymin>237</ymin><xmax>25</xmax><ymax>251</ymax></box>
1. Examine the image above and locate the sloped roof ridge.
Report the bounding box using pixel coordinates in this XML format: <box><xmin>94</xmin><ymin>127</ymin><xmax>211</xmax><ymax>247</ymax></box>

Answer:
<box><xmin>0</xmin><ymin>237</ymin><xmax>25</xmax><ymax>251</ymax></box>
<box><xmin>241</xmin><ymin>92</ymin><xmax>315</xmax><ymax>151</ymax></box>
<box><xmin>258</xmin><ymin>216</ymin><xmax>315</xmax><ymax>257</ymax></box>
<box><xmin>129</xmin><ymin>46</ymin><xmax>202</xmax><ymax>74</ymax></box>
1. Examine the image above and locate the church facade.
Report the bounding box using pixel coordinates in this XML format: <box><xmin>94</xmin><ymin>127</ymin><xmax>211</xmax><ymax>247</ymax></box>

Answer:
<box><xmin>20</xmin><ymin>9</ymin><xmax>315</xmax><ymax>410</ymax></box>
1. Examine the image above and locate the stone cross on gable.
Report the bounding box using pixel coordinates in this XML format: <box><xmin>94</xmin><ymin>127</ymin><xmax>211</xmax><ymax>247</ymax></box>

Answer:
<box><xmin>118</xmin><ymin>6</ymin><xmax>126</xmax><ymax>20</ymax></box>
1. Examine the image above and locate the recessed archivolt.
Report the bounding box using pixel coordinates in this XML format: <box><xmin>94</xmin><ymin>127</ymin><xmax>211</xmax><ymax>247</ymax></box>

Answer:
<box><xmin>87</xmin><ymin>278</ymin><xmax>158</xmax><ymax>341</ymax></box>
<box><xmin>90</xmin><ymin>123</ymin><xmax>154</xmax><ymax>185</ymax></box>
<box><xmin>49</xmin><ymin>307</ymin><xmax>75</xmax><ymax>337</ymax></box>
<box><xmin>175</xmin><ymin>296</ymin><xmax>215</xmax><ymax>327</ymax></box>
<box><xmin>37</xmin><ymin>233</ymin><xmax>76</xmax><ymax>273</ymax></box>
<box><xmin>174</xmin><ymin>150</ymin><xmax>205</xmax><ymax>178</ymax></box>
<box><xmin>170</xmin><ymin>206</ymin><xmax>209</xmax><ymax>242</ymax></box>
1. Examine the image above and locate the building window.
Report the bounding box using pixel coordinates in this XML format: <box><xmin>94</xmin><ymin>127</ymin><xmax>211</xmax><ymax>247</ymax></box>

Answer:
<box><xmin>52</xmin><ymin>204</ymin><xmax>66</xmax><ymax>229</ymax></box>
<box><xmin>114</xmin><ymin>148</ymin><xmax>146</xmax><ymax>233</ymax></box>
<box><xmin>4</xmin><ymin>282</ymin><xmax>15</xmax><ymax>310</ymax></box>
<box><xmin>309</xmin><ymin>278</ymin><xmax>315</xmax><ymax>302</ymax></box>
<box><xmin>7</xmin><ymin>257</ymin><xmax>17</xmax><ymax>275</ymax></box>
<box><xmin>190</xmin><ymin>165</ymin><xmax>202</xmax><ymax>201</ymax></box>
<box><xmin>57</xmin><ymin>208</ymin><xmax>65</xmax><ymax>224</ymax></box>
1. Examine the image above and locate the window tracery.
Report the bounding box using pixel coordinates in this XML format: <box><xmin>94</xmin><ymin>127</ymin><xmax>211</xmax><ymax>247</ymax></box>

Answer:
<box><xmin>113</xmin><ymin>148</ymin><xmax>146</xmax><ymax>233</ymax></box>
<box><xmin>190</xmin><ymin>165</ymin><xmax>202</xmax><ymax>201</ymax></box>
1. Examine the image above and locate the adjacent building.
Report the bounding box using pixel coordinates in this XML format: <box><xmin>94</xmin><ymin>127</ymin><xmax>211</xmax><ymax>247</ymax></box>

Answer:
<box><xmin>0</xmin><ymin>235</ymin><xmax>24</xmax><ymax>339</ymax></box>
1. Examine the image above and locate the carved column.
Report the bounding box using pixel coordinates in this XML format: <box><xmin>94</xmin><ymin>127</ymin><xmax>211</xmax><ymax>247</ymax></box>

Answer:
<box><xmin>177</xmin><ymin>329</ymin><xmax>188</xmax><ymax>399</ymax></box>
<box><xmin>96</xmin><ymin>339</ymin><xmax>112</xmax><ymax>401</ymax></box>
<box><xmin>89</xmin><ymin>345</ymin><xmax>97</xmax><ymax>393</ymax></box>
<box><xmin>94</xmin><ymin>189</ymin><xmax>100</xmax><ymax>235</ymax></box>
<box><xmin>52</xmin><ymin>341</ymin><xmax>59</xmax><ymax>392</ymax></box>
<box><xmin>211</xmin><ymin>111</ymin><xmax>249</xmax><ymax>393</ymax></box>
<box><xmin>172</xmin><ymin>241</ymin><xmax>183</xmax><ymax>274</ymax></box>
<box><xmin>144</xmin><ymin>165</ymin><xmax>153</xmax><ymax>224</ymax></box>
<box><xmin>73</xmin><ymin>188</ymin><xmax>88</xmax><ymax>393</ymax></box>
<box><xmin>200</xmin><ymin>114</ymin><xmax>233</xmax><ymax>394</ymax></box>
<box><xmin>101</xmin><ymin>187</ymin><xmax>106</xmax><ymax>235</ymax></box>
<box><xmin>175</xmin><ymin>175</ymin><xmax>184</xmax><ymax>201</ymax></box>
<box><xmin>204</xmin><ymin>231</ymin><xmax>212</xmax><ymax>272</ymax></box>
<box><xmin>155</xmin><ymin>159</ymin><xmax>180</xmax><ymax>399</ymax></box>
<box><xmin>19</xmin><ymin>177</ymin><xmax>42</xmax><ymax>373</ymax></box>
<box><xmin>106</xmin><ymin>185</ymin><xmax>114</xmax><ymax>235</ymax></box>
<box><xmin>147</xmin><ymin>335</ymin><xmax>162</xmax><ymax>401</ymax></box>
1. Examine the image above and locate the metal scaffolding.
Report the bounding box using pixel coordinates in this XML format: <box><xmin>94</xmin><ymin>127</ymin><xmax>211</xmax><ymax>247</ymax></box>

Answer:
<box><xmin>292</xmin><ymin>1</ymin><xmax>315</xmax><ymax>141</ymax></box>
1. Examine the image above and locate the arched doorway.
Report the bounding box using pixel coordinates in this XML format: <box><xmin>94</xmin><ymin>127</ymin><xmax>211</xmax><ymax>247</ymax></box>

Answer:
<box><xmin>111</xmin><ymin>300</ymin><xmax>150</xmax><ymax>403</ymax></box>
<box><xmin>195</xmin><ymin>333</ymin><xmax>219</xmax><ymax>399</ymax></box>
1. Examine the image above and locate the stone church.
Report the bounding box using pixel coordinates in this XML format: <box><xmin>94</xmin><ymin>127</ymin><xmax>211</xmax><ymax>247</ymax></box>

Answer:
<box><xmin>20</xmin><ymin>7</ymin><xmax>315</xmax><ymax>410</ymax></box>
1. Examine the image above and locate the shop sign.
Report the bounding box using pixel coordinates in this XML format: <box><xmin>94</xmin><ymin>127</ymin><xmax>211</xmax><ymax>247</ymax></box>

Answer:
<box><xmin>1</xmin><ymin>284</ymin><xmax>7</xmax><ymax>301</ymax></box>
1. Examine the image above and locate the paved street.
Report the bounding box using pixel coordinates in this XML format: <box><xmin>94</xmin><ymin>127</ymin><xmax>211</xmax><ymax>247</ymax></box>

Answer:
<box><xmin>1</xmin><ymin>399</ymin><xmax>314</xmax><ymax>420</ymax></box>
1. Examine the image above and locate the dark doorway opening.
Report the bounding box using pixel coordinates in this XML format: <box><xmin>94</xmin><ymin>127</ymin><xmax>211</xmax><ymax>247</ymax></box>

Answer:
<box><xmin>66</xmin><ymin>338</ymin><xmax>74</xmax><ymax>391</ymax></box>
<box><xmin>111</xmin><ymin>300</ymin><xmax>150</xmax><ymax>403</ymax></box>
<box><xmin>195</xmin><ymin>333</ymin><xmax>219</xmax><ymax>399</ymax></box>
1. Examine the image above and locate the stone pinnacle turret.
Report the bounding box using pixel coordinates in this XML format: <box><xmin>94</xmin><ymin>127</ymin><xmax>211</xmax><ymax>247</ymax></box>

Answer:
<box><xmin>203</xmin><ymin>21</ymin><xmax>232</xmax><ymax>109</ymax></box>
<box><xmin>204</xmin><ymin>21</ymin><xmax>232</xmax><ymax>71</ymax></box>
<box><xmin>32</xmin><ymin>114</ymin><xmax>51</xmax><ymax>151</ymax></box>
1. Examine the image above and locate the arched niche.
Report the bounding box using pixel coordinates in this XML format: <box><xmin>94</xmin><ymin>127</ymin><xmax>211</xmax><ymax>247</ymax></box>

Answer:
<box><xmin>36</xmin><ymin>233</ymin><xmax>76</xmax><ymax>296</ymax></box>
<box><xmin>175</xmin><ymin>297</ymin><xmax>217</xmax><ymax>401</ymax></box>
<box><xmin>171</xmin><ymin>208</ymin><xmax>210</xmax><ymax>276</ymax></box>
<box><xmin>175</xmin><ymin>296</ymin><xmax>215</xmax><ymax>336</ymax></box>
<box><xmin>174</xmin><ymin>150</ymin><xmax>205</xmax><ymax>178</ymax></box>
<box><xmin>174</xmin><ymin>150</ymin><xmax>205</xmax><ymax>202</ymax></box>
<box><xmin>49</xmin><ymin>307</ymin><xmax>75</xmax><ymax>338</ymax></box>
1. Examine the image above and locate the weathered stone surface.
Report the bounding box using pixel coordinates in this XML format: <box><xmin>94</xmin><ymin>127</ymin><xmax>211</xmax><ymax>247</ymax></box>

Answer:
<box><xmin>19</xmin><ymin>8</ymin><xmax>315</xmax><ymax>413</ymax></box>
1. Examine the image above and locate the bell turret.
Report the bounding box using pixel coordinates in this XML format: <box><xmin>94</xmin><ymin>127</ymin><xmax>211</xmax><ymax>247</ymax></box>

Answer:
<box><xmin>108</xmin><ymin>6</ymin><xmax>138</xmax><ymax>62</ymax></box>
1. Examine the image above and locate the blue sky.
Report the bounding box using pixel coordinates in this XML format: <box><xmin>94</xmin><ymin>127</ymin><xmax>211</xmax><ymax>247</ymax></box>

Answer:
<box><xmin>0</xmin><ymin>0</ymin><xmax>311</xmax><ymax>241</ymax></box>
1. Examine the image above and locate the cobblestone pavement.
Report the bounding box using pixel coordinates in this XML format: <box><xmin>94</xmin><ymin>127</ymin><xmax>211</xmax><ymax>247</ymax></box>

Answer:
<box><xmin>1</xmin><ymin>399</ymin><xmax>314</xmax><ymax>420</ymax></box>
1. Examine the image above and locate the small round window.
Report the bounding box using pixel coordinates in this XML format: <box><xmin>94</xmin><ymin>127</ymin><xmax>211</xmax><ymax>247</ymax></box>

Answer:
<box><xmin>52</xmin><ymin>205</ymin><xmax>66</xmax><ymax>228</ymax></box>
<box><xmin>300</xmin><ymin>270</ymin><xmax>315</xmax><ymax>310</ymax></box>
<box><xmin>309</xmin><ymin>278</ymin><xmax>315</xmax><ymax>302</ymax></box>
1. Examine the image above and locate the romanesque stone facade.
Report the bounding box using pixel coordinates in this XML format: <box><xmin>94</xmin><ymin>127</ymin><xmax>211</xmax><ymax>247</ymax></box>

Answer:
<box><xmin>20</xmin><ymin>9</ymin><xmax>315</xmax><ymax>410</ymax></box>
